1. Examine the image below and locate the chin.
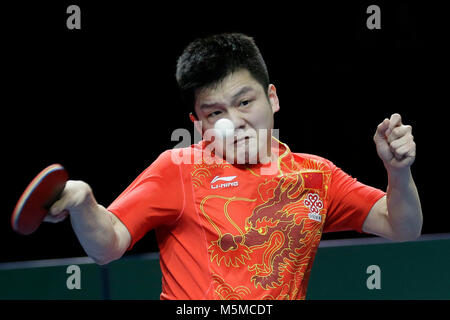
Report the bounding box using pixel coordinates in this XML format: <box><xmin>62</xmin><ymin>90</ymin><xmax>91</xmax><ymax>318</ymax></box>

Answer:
<box><xmin>232</xmin><ymin>148</ymin><xmax>259</xmax><ymax>165</ymax></box>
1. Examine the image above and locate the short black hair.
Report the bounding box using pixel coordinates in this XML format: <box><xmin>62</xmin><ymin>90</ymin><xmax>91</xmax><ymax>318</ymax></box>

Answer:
<box><xmin>176</xmin><ymin>33</ymin><xmax>270</xmax><ymax>117</ymax></box>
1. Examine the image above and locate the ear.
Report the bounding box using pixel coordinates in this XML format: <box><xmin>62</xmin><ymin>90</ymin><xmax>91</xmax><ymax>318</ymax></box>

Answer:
<box><xmin>267</xmin><ymin>84</ymin><xmax>280</xmax><ymax>114</ymax></box>
<box><xmin>190</xmin><ymin>113</ymin><xmax>203</xmax><ymax>133</ymax></box>
<box><xmin>189</xmin><ymin>112</ymin><xmax>197</xmax><ymax>123</ymax></box>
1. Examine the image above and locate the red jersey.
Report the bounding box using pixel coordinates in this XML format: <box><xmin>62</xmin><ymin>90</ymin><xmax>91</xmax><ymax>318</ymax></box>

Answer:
<box><xmin>108</xmin><ymin>138</ymin><xmax>385</xmax><ymax>300</ymax></box>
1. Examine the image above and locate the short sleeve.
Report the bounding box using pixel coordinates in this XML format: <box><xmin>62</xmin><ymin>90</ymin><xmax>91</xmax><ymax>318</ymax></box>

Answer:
<box><xmin>107</xmin><ymin>150</ymin><xmax>185</xmax><ymax>249</ymax></box>
<box><xmin>324</xmin><ymin>163</ymin><xmax>386</xmax><ymax>233</ymax></box>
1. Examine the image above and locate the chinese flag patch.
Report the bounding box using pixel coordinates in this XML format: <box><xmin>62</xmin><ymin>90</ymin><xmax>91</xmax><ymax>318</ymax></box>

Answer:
<box><xmin>301</xmin><ymin>172</ymin><xmax>323</xmax><ymax>190</ymax></box>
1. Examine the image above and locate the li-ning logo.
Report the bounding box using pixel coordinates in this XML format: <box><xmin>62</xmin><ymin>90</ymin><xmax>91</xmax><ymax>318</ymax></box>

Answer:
<box><xmin>211</xmin><ymin>176</ymin><xmax>239</xmax><ymax>189</ymax></box>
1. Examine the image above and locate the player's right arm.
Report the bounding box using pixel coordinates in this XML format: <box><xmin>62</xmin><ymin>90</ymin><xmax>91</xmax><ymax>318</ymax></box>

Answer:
<box><xmin>45</xmin><ymin>180</ymin><xmax>131</xmax><ymax>265</ymax></box>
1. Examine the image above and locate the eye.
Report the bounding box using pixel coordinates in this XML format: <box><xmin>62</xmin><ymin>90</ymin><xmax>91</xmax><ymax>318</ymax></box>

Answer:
<box><xmin>239</xmin><ymin>100</ymin><xmax>252</xmax><ymax>107</ymax></box>
<box><xmin>208</xmin><ymin>111</ymin><xmax>222</xmax><ymax>118</ymax></box>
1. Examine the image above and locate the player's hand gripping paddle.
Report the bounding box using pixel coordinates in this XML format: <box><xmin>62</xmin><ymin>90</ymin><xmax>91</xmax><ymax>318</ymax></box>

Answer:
<box><xmin>11</xmin><ymin>164</ymin><xmax>69</xmax><ymax>235</ymax></box>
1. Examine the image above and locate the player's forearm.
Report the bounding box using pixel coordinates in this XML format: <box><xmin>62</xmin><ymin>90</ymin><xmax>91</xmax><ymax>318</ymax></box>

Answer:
<box><xmin>69</xmin><ymin>188</ymin><xmax>119</xmax><ymax>265</ymax></box>
<box><xmin>386</xmin><ymin>168</ymin><xmax>423</xmax><ymax>241</ymax></box>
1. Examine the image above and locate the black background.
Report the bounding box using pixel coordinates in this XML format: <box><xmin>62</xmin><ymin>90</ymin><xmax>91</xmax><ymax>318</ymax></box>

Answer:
<box><xmin>1</xmin><ymin>1</ymin><xmax>448</xmax><ymax>262</ymax></box>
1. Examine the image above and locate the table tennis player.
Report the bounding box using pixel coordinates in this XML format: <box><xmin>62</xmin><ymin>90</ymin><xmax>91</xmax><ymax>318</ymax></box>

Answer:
<box><xmin>45</xmin><ymin>33</ymin><xmax>423</xmax><ymax>300</ymax></box>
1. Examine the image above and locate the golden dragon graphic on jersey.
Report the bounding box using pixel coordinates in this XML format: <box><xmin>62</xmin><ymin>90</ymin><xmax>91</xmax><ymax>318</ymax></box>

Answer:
<box><xmin>211</xmin><ymin>175</ymin><xmax>316</xmax><ymax>289</ymax></box>
<box><xmin>192</xmin><ymin>143</ymin><xmax>331</xmax><ymax>299</ymax></box>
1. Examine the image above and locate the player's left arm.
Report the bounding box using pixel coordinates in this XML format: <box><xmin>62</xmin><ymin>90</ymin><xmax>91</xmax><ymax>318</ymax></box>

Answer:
<box><xmin>363</xmin><ymin>113</ymin><xmax>423</xmax><ymax>242</ymax></box>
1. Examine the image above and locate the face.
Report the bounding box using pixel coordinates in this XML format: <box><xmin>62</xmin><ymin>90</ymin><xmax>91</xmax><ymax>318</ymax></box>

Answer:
<box><xmin>193</xmin><ymin>69</ymin><xmax>280</xmax><ymax>165</ymax></box>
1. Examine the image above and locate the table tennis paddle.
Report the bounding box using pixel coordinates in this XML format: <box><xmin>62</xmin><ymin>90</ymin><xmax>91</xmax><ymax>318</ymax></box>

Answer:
<box><xmin>11</xmin><ymin>164</ymin><xmax>69</xmax><ymax>235</ymax></box>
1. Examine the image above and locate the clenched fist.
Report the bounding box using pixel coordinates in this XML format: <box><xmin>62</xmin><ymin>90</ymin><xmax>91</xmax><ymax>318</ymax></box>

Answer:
<box><xmin>374</xmin><ymin>113</ymin><xmax>416</xmax><ymax>171</ymax></box>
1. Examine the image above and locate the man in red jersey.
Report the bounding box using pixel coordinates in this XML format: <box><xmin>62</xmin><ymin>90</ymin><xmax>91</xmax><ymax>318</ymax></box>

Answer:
<box><xmin>46</xmin><ymin>33</ymin><xmax>422</xmax><ymax>300</ymax></box>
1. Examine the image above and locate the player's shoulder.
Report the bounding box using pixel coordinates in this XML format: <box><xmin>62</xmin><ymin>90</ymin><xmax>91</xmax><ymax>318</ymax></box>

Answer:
<box><xmin>149</xmin><ymin>142</ymin><xmax>203</xmax><ymax>169</ymax></box>
<box><xmin>292</xmin><ymin>152</ymin><xmax>336</xmax><ymax>170</ymax></box>
<box><xmin>292</xmin><ymin>152</ymin><xmax>330</xmax><ymax>163</ymax></box>
<box><xmin>169</xmin><ymin>141</ymin><xmax>205</xmax><ymax>165</ymax></box>
<box><xmin>138</xmin><ymin>149</ymin><xmax>178</xmax><ymax>175</ymax></box>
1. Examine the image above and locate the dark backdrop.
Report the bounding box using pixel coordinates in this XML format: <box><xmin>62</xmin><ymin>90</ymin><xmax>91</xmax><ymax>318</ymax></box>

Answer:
<box><xmin>1</xmin><ymin>1</ymin><xmax>448</xmax><ymax>262</ymax></box>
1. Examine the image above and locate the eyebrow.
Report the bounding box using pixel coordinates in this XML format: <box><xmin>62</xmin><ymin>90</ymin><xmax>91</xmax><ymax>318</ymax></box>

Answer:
<box><xmin>231</xmin><ymin>86</ymin><xmax>255</xmax><ymax>104</ymax></box>
<box><xmin>199</xmin><ymin>86</ymin><xmax>256</xmax><ymax>111</ymax></box>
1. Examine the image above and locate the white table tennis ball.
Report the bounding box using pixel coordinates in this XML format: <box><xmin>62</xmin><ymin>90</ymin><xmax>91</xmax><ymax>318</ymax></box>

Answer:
<box><xmin>214</xmin><ymin>118</ymin><xmax>235</xmax><ymax>138</ymax></box>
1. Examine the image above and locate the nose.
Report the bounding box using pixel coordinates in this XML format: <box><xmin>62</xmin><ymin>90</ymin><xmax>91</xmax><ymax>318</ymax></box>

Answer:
<box><xmin>227</xmin><ymin>109</ymin><xmax>246</xmax><ymax>131</ymax></box>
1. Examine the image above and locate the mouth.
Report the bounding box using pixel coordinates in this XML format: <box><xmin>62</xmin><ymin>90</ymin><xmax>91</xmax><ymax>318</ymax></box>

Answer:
<box><xmin>234</xmin><ymin>136</ymin><xmax>251</xmax><ymax>145</ymax></box>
